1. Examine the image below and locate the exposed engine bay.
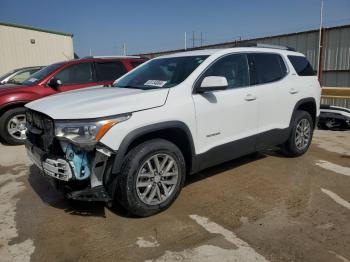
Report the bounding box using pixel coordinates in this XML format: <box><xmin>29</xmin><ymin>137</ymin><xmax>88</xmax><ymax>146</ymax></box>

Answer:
<box><xmin>25</xmin><ymin>109</ymin><xmax>114</xmax><ymax>202</ymax></box>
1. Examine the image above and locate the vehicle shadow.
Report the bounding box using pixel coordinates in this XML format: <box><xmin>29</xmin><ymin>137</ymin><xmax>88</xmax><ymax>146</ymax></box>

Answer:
<box><xmin>186</xmin><ymin>146</ymin><xmax>297</xmax><ymax>186</ymax></box>
<box><xmin>28</xmin><ymin>165</ymin><xmax>106</xmax><ymax>218</ymax></box>
<box><xmin>185</xmin><ymin>151</ymin><xmax>267</xmax><ymax>186</ymax></box>
<box><xmin>0</xmin><ymin>136</ymin><xmax>11</xmax><ymax>146</ymax></box>
<box><xmin>27</xmin><ymin>149</ymin><xmax>284</xmax><ymax>219</ymax></box>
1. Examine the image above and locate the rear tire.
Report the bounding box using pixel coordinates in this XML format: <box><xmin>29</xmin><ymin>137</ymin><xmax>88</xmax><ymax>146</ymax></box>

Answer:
<box><xmin>0</xmin><ymin>107</ymin><xmax>27</xmax><ymax>145</ymax></box>
<box><xmin>282</xmin><ymin>110</ymin><xmax>313</xmax><ymax>157</ymax></box>
<box><xmin>115</xmin><ymin>139</ymin><xmax>186</xmax><ymax>217</ymax></box>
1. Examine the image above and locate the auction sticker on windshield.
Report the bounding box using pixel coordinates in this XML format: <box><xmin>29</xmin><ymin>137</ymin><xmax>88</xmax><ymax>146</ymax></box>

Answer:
<box><xmin>144</xmin><ymin>80</ymin><xmax>167</xmax><ymax>87</ymax></box>
<box><xmin>27</xmin><ymin>78</ymin><xmax>38</xmax><ymax>82</ymax></box>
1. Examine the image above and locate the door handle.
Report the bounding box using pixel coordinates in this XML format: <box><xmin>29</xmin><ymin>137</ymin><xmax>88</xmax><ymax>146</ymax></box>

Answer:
<box><xmin>289</xmin><ymin>88</ymin><xmax>299</xmax><ymax>94</ymax></box>
<box><xmin>244</xmin><ymin>94</ymin><xmax>257</xmax><ymax>101</ymax></box>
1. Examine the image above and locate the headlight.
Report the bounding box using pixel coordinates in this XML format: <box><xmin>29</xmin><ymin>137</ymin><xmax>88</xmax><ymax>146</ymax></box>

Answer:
<box><xmin>55</xmin><ymin>114</ymin><xmax>131</xmax><ymax>145</ymax></box>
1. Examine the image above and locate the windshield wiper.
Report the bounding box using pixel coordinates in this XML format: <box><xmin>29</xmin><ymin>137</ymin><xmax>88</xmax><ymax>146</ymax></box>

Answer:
<box><xmin>117</xmin><ymin>85</ymin><xmax>142</xmax><ymax>89</ymax></box>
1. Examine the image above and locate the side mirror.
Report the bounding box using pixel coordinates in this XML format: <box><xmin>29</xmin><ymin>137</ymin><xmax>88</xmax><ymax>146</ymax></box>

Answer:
<box><xmin>47</xmin><ymin>78</ymin><xmax>62</xmax><ymax>89</ymax></box>
<box><xmin>196</xmin><ymin>76</ymin><xmax>228</xmax><ymax>93</ymax></box>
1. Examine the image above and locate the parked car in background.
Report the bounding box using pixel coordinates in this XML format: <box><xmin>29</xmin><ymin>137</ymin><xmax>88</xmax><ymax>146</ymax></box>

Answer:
<box><xmin>0</xmin><ymin>66</ymin><xmax>43</xmax><ymax>85</ymax></box>
<box><xmin>0</xmin><ymin>56</ymin><xmax>146</xmax><ymax>144</ymax></box>
<box><xmin>318</xmin><ymin>105</ymin><xmax>350</xmax><ymax>130</ymax></box>
<box><xmin>25</xmin><ymin>45</ymin><xmax>320</xmax><ymax>217</ymax></box>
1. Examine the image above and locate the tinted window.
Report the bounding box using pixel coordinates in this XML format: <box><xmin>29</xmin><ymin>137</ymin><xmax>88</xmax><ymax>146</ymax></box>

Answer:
<box><xmin>204</xmin><ymin>54</ymin><xmax>249</xmax><ymax>89</ymax></box>
<box><xmin>131</xmin><ymin>61</ymin><xmax>144</xmax><ymax>68</ymax></box>
<box><xmin>251</xmin><ymin>53</ymin><xmax>287</xmax><ymax>84</ymax></box>
<box><xmin>115</xmin><ymin>56</ymin><xmax>208</xmax><ymax>90</ymax></box>
<box><xmin>288</xmin><ymin>55</ymin><xmax>315</xmax><ymax>76</ymax></box>
<box><xmin>95</xmin><ymin>62</ymin><xmax>127</xmax><ymax>81</ymax></box>
<box><xmin>54</xmin><ymin>63</ymin><xmax>94</xmax><ymax>84</ymax></box>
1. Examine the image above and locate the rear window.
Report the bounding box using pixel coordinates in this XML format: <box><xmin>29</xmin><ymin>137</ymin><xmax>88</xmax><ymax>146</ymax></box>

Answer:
<box><xmin>250</xmin><ymin>53</ymin><xmax>287</xmax><ymax>84</ymax></box>
<box><xmin>95</xmin><ymin>62</ymin><xmax>127</xmax><ymax>81</ymax></box>
<box><xmin>288</xmin><ymin>55</ymin><xmax>316</xmax><ymax>76</ymax></box>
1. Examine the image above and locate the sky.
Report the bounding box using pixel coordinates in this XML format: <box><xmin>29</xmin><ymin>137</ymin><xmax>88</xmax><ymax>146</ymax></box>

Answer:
<box><xmin>1</xmin><ymin>0</ymin><xmax>349</xmax><ymax>57</ymax></box>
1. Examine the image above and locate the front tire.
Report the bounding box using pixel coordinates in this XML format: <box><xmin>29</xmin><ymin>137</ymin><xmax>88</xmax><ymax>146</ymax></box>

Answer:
<box><xmin>282</xmin><ymin>110</ymin><xmax>314</xmax><ymax>157</ymax></box>
<box><xmin>116</xmin><ymin>139</ymin><xmax>186</xmax><ymax>217</ymax></box>
<box><xmin>0</xmin><ymin>107</ymin><xmax>27</xmax><ymax>145</ymax></box>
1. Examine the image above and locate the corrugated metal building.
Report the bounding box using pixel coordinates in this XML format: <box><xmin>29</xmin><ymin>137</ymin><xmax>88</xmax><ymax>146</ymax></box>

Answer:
<box><xmin>138</xmin><ymin>24</ymin><xmax>350</xmax><ymax>88</ymax></box>
<box><xmin>0</xmin><ymin>22</ymin><xmax>74</xmax><ymax>76</ymax></box>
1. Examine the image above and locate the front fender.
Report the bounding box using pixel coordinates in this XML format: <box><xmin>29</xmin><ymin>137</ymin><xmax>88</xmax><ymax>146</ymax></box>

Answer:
<box><xmin>106</xmin><ymin>121</ymin><xmax>195</xmax><ymax>176</ymax></box>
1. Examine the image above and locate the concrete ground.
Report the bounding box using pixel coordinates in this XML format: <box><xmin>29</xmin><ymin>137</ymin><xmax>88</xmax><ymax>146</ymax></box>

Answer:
<box><xmin>0</xmin><ymin>130</ymin><xmax>349</xmax><ymax>262</ymax></box>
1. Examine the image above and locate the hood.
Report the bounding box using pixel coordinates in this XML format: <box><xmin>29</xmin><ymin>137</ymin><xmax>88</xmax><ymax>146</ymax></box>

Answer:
<box><xmin>26</xmin><ymin>86</ymin><xmax>169</xmax><ymax>119</ymax></box>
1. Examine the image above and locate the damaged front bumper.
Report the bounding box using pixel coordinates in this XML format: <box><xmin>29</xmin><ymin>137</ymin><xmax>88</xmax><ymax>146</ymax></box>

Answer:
<box><xmin>26</xmin><ymin>141</ymin><xmax>114</xmax><ymax>202</ymax></box>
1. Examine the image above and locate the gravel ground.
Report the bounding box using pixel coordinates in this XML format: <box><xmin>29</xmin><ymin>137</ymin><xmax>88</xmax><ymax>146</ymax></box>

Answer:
<box><xmin>0</xmin><ymin>130</ymin><xmax>349</xmax><ymax>262</ymax></box>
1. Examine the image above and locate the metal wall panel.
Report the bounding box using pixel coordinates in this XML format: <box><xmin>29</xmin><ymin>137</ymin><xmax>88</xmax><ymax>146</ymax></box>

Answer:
<box><xmin>0</xmin><ymin>25</ymin><xmax>74</xmax><ymax>75</ymax></box>
<box><xmin>323</xmin><ymin>71</ymin><xmax>350</xmax><ymax>87</ymax></box>
<box><xmin>258</xmin><ymin>32</ymin><xmax>320</xmax><ymax>68</ymax></box>
<box><xmin>323</xmin><ymin>27</ymin><xmax>350</xmax><ymax>71</ymax></box>
<box><xmin>140</xmin><ymin>25</ymin><xmax>350</xmax><ymax>87</ymax></box>
<box><xmin>321</xmin><ymin>96</ymin><xmax>350</xmax><ymax>108</ymax></box>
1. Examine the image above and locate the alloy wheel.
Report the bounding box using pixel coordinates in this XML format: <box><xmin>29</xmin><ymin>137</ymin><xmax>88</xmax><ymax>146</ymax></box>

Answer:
<box><xmin>295</xmin><ymin>118</ymin><xmax>311</xmax><ymax>150</ymax></box>
<box><xmin>136</xmin><ymin>153</ymin><xmax>179</xmax><ymax>205</ymax></box>
<box><xmin>7</xmin><ymin>114</ymin><xmax>27</xmax><ymax>140</ymax></box>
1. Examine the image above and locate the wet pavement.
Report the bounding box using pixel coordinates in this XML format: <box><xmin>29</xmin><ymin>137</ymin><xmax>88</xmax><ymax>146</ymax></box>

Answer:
<box><xmin>0</xmin><ymin>130</ymin><xmax>349</xmax><ymax>262</ymax></box>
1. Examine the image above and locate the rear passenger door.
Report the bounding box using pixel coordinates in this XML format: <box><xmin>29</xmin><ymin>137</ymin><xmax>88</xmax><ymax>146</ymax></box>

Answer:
<box><xmin>94</xmin><ymin>61</ymin><xmax>127</xmax><ymax>85</ymax></box>
<box><xmin>248</xmin><ymin>53</ymin><xmax>294</xmax><ymax>148</ymax></box>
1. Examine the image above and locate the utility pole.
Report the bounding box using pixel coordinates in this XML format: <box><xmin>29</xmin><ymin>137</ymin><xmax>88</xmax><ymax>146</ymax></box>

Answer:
<box><xmin>192</xmin><ymin>31</ymin><xmax>195</xmax><ymax>48</ymax></box>
<box><xmin>89</xmin><ymin>48</ymin><xmax>92</xmax><ymax>56</ymax></box>
<box><xmin>185</xmin><ymin>32</ymin><xmax>187</xmax><ymax>50</ymax></box>
<box><xmin>123</xmin><ymin>42</ymin><xmax>127</xmax><ymax>56</ymax></box>
<box><xmin>317</xmin><ymin>0</ymin><xmax>324</xmax><ymax>82</ymax></box>
<box><xmin>190</xmin><ymin>31</ymin><xmax>203</xmax><ymax>48</ymax></box>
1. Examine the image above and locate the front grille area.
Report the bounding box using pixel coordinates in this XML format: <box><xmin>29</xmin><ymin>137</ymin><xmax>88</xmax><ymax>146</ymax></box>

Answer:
<box><xmin>26</xmin><ymin>109</ymin><xmax>55</xmax><ymax>153</ymax></box>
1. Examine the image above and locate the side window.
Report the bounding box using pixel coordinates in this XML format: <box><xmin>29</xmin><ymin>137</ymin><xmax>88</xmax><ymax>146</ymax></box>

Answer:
<box><xmin>54</xmin><ymin>63</ymin><xmax>94</xmax><ymax>84</ymax></box>
<box><xmin>250</xmin><ymin>53</ymin><xmax>287</xmax><ymax>84</ymax></box>
<box><xmin>288</xmin><ymin>55</ymin><xmax>315</xmax><ymax>76</ymax></box>
<box><xmin>204</xmin><ymin>54</ymin><xmax>250</xmax><ymax>89</ymax></box>
<box><xmin>95</xmin><ymin>62</ymin><xmax>127</xmax><ymax>81</ymax></box>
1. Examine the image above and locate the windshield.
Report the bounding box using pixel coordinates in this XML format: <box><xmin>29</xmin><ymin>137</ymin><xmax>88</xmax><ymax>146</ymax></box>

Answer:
<box><xmin>22</xmin><ymin>63</ymin><xmax>63</xmax><ymax>86</ymax></box>
<box><xmin>114</xmin><ymin>55</ymin><xmax>208</xmax><ymax>89</ymax></box>
<box><xmin>0</xmin><ymin>69</ymin><xmax>18</xmax><ymax>83</ymax></box>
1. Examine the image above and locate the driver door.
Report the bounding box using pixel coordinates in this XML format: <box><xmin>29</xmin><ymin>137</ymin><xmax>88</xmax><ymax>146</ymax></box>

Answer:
<box><xmin>51</xmin><ymin>62</ymin><xmax>99</xmax><ymax>93</ymax></box>
<box><xmin>192</xmin><ymin>53</ymin><xmax>259</xmax><ymax>169</ymax></box>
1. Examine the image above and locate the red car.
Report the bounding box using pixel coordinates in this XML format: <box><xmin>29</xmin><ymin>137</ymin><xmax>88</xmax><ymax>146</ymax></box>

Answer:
<box><xmin>0</xmin><ymin>56</ymin><xmax>146</xmax><ymax>145</ymax></box>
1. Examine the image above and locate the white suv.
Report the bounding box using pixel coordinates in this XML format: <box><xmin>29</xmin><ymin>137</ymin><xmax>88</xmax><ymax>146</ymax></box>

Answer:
<box><xmin>25</xmin><ymin>45</ymin><xmax>321</xmax><ymax>216</ymax></box>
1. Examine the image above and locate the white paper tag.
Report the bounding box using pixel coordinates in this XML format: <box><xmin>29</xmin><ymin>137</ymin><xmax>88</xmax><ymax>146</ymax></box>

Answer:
<box><xmin>144</xmin><ymin>80</ymin><xmax>167</xmax><ymax>87</ymax></box>
<box><xmin>28</xmin><ymin>78</ymin><xmax>37</xmax><ymax>82</ymax></box>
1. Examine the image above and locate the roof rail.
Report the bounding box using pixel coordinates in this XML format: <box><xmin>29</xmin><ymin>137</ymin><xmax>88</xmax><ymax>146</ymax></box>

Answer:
<box><xmin>233</xmin><ymin>42</ymin><xmax>296</xmax><ymax>51</ymax></box>
<box><xmin>83</xmin><ymin>55</ymin><xmax>141</xmax><ymax>59</ymax></box>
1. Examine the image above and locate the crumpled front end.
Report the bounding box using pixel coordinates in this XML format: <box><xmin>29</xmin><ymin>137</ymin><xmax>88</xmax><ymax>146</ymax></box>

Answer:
<box><xmin>25</xmin><ymin>109</ymin><xmax>115</xmax><ymax>202</ymax></box>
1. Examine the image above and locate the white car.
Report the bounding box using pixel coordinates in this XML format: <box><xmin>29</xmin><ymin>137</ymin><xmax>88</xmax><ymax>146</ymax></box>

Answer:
<box><xmin>25</xmin><ymin>44</ymin><xmax>321</xmax><ymax>217</ymax></box>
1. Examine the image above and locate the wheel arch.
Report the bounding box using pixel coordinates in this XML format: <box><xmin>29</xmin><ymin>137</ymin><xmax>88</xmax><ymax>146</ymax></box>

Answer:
<box><xmin>290</xmin><ymin>97</ymin><xmax>317</xmax><ymax>128</ymax></box>
<box><xmin>0</xmin><ymin>101</ymin><xmax>29</xmax><ymax>118</ymax></box>
<box><xmin>110</xmin><ymin>121</ymin><xmax>196</xmax><ymax>177</ymax></box>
